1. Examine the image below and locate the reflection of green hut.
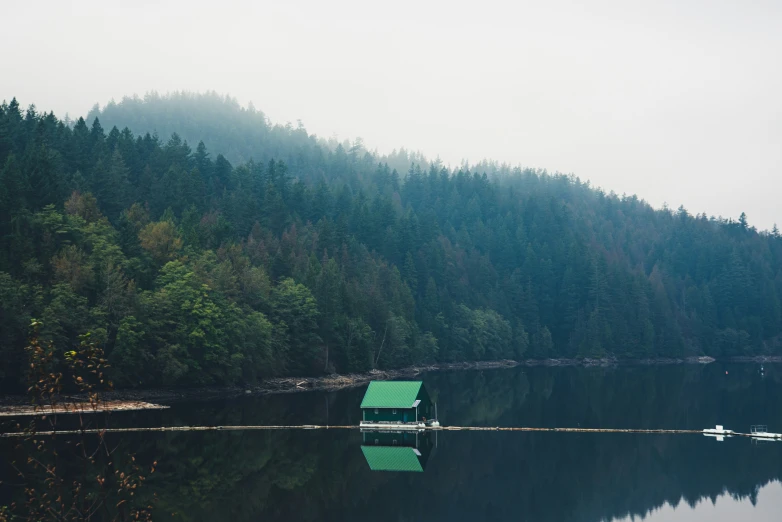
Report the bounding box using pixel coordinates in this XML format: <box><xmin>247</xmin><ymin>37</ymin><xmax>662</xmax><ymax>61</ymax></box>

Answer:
<box><xmin>361</xmin><ymin>446</ymin><xmax>425</xmax><ymax>472</ymax></box>
<box><xmin>361</xmin><ymin>431</ymin><xmax>434</xmax><ymax>472</ymax></box>
<box><xmin>360</xmin><ymin>381</ymin><xmax>433</xmax><ymax>426</ymax></box>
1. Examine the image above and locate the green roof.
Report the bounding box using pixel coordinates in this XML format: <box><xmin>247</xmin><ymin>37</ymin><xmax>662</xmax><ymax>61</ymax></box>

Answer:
<box><xmin>360</xmin><ymin>381</ymin><xmax>422</xmax><ymax>408</ymax></box>
<box><xmin>361</xmin><ymin>446</ymin><xmax>424</xmax><ymax>472</ymax></box>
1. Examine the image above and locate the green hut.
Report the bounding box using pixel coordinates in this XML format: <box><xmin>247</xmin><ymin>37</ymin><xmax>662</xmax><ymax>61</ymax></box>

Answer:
<box><xmin>360</xmin><ymin>381</ymin><xmax>433</xmax><ymax>425</ymax></box>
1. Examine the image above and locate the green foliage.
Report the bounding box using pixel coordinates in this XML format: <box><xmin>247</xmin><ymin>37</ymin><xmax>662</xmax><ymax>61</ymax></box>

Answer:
<box><xmin>270</xmin><ymin>278</ymin><xmax>322</xmax><ymax>375</ymax></box>
<box><xmin>139</xmin><ymin>220</ymin><xmax>183</xmax><ymax>264</ymax></box>
<box><xmin>448</xmin><ymin>305</ymin><xmax>513</xmax><ymax>361</ymax></box>
<box><xmin>0</xmin><ymin>272</ymin><xmax>38</xmax><ymax>387</ymax></box>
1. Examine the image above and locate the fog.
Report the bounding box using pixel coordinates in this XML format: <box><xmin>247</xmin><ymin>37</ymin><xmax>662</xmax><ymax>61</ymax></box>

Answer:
<box><xmin>3</xmin><ymin>0</ymin><xmax>780</xmax><ymax>228</ymax></box>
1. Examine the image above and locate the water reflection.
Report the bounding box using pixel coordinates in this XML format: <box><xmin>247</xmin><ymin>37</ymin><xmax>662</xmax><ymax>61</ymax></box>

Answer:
<box><xmin>612</xmin><ymin>481</ymin><xmax>782</xmax><ymax>522</ymax></box>
<box><xmin>360</xmin><ymin>430</ymin><xmax>436</xmax><ymax>472</ymax></box>
<box><xmin>1</xmin><ymin>363</ymin><xmax>781</xmax><ymax>521</ymax></box>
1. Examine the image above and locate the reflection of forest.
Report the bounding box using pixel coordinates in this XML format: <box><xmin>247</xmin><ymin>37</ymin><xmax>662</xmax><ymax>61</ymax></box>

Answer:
<box><xmin>2</xmin><ymin>364</ymin><xmax>781</xmax><ymax>521</ymax></box>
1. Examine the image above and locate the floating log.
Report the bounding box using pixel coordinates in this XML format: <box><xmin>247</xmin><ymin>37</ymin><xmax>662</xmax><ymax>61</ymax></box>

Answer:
<box><xmin>0</xmin><ymin>424</ymin><xmax>762</xmax><ymax>438</ymax></box>
<box><xmin>0</xmin><ymin>401</ymin><xmax>169</xmax><ymax>417</ymax></box>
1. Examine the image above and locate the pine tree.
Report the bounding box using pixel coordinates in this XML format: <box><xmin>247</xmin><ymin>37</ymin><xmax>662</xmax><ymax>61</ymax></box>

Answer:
<box><xmin>403</xmin><ymin>252</ymin><xmax>418</xmax><ymax>292</ymax></box>
<box><xmin>94</xmin><ymin>149</ymin><xmax>130</xmax><ymax>220</ymax></box>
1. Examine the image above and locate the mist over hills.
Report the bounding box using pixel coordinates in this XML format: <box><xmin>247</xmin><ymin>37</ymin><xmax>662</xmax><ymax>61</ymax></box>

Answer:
<box><xmin>86</xmin><ymin>91</ymin><xmax>433</xmax><ymax>178</ymax></box>
<box><xmin>1</xmin><ymin>92</ymin><xmax>781</xmax><ymax>390</ymax></box>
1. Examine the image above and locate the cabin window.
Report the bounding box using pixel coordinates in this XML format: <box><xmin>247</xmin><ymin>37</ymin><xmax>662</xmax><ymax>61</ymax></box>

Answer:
<box><xmin>374</xmin><ymin>439</ymin><xmax>379</xmax><ymax>445</ymax></box>
<box><xmin>392</xmin><ymin>439</ymin><xmax>398</xmax><ymax>445</ymax></box>
<box><xmin>392</xmin><ymin>409</ymin><xmax>397</xmax><ymax>414</ymax></box>
<box><xmin>374</xmin><ymin>408</ymin><xmax>378</xmax><ymax>414</ymax></box>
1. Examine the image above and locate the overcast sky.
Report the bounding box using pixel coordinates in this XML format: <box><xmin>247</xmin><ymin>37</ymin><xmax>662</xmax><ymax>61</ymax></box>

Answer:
<box><xmin>3</xmin><ymin>0</ymin><xmax>781</xmax><ymax>229</ymax></box>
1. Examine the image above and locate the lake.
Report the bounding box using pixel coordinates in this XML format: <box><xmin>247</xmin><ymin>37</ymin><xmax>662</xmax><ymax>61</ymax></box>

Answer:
<box><xmin>2</xmin><ymin>363</ymin><xmax>781</xmax><ymax>521</ymax></box>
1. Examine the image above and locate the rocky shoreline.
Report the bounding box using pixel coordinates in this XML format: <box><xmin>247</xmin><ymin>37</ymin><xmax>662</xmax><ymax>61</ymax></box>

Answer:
<box><xmin>0</xmin><ymin>355</ymin><xmax>776</xmax><ymax>411</ymax></box>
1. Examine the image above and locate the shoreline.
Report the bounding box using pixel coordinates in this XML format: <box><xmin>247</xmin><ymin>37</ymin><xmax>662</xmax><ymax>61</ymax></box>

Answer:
<box><xmin>0</xmin><ymin>355</ymin><xmax>776</xmax><ymax>411</ymax></box>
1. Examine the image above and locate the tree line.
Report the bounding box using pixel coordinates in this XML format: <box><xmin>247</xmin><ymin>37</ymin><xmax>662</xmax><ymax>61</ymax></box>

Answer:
<box><xmin>1</xmin><ymin>93</ymin><xmax>781</xmax><ymax>390</ymax></box>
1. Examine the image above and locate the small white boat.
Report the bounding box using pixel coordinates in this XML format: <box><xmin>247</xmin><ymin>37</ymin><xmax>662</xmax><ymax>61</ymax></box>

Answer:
<box><xmin>703</xmin><ymin>425</ymin><xmax>734</xmax><ymax>440</ymax></box>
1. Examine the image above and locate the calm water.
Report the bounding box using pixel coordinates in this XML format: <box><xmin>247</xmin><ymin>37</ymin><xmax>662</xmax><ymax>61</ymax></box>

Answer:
<box><xmin>2</xmin><ymin>363</ymin><xmax>782</xmax><ymax>521</ymax></box>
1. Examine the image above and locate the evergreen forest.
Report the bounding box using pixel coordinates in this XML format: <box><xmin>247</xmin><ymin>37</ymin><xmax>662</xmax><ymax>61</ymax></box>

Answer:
<box><xmin>1</xmin><ymin>92</ymin><xmax>781</xmax><ymax>391</ymax></box>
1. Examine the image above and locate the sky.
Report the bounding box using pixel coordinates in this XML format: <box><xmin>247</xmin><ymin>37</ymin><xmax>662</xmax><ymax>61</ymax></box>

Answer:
<box><xmin>3</xmin><ymin>0</ymin><xmax>781</xmax><ymax>229</ymax></box>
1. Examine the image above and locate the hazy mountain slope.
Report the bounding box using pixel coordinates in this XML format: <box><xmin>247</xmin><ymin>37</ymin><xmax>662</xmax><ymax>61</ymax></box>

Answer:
<box><xmin>87</xmin><ymin>91</ymin><xmax>429</xmax><ymax>177</ymax></box>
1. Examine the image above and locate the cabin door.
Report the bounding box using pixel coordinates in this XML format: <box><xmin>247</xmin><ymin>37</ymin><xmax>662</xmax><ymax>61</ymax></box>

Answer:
<box><xmin>403</xmin><ymin>411</ymin><xmax>408</xmax><ymax>422</ymax></box>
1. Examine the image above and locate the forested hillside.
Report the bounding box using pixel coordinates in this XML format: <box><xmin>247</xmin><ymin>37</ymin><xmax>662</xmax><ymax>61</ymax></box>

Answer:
<box><xmin>1</xmin><ymin>94</ymin><xmax>781</xmax><ymax>391</ymax></box>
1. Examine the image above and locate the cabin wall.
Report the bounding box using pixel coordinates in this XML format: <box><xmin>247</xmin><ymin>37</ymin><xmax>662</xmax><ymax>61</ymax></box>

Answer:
<box><xmin>363</xmin><ymin>408</ymin><xmax>415</xmax><ymax>423</ymax></box>
<box><xmin>415</xmin><ymin>388</ymin><xmax>433</xmax><ymax>420</ymax></box>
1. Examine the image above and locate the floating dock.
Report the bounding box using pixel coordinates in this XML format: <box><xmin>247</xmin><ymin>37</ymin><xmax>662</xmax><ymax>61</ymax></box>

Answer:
<box><xmin>750</xmin><ymin>425</ymin><xmax>782</xmax><ymax>440</ymax></box>
<box><xmin>702</xmin><ymin>425</ymin><xmax>734</xmax><ymax>441</ymax></box>
<box><xmin>359</xmin><ymin>421</ymin><xmax>426</xmax><ymax>430</ymax></box>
